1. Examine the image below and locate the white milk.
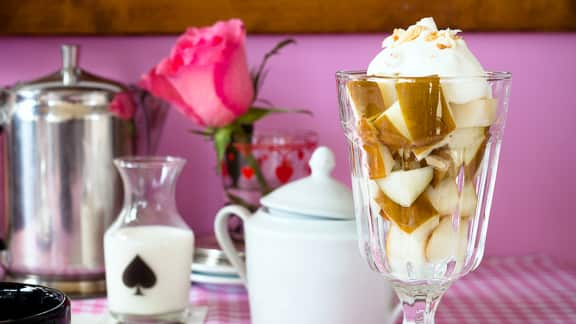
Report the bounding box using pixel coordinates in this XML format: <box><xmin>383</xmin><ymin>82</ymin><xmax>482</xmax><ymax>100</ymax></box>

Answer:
<box><xmin>104</xmin><ymin>225</ymin><xmax>194</xmax><ymax>315</ymax></box>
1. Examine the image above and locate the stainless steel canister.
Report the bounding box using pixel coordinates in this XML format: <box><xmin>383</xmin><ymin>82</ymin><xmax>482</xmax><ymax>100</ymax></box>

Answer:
<box><xmin>0</xmin><ymin>45</ymin><xmax>133</xmax><ymax>296</ymax></box>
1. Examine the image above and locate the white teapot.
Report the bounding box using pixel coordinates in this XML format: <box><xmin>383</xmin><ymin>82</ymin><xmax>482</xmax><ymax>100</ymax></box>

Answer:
<box><xmin>215</xmin><ymin>147</ymin><xmax>399</xmax><ymax>324</ymax></box>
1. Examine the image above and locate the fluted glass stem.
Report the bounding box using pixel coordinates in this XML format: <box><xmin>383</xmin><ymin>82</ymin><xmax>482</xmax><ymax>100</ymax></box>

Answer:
<box><xmin>393</xmin><ymin>284</ymin><xmax>447</xmax><ymax>324</ymax></box>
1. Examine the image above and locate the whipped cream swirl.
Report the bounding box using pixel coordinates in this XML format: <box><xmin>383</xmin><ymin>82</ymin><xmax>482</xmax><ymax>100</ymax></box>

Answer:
<box><xmin>367</xmin><ymin>18</ymin><xmax>489</xmax><ymax>103</ymax></box>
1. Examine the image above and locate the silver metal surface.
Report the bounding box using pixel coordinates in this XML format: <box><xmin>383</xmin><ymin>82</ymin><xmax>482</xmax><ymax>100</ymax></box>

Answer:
<box><xmin>193</xmin><ymin>235</ymin><xmax>245</xmax><ymax>270</ymax></box>
<box><xmin>0</xmin><ymin>44</ymin><xmax>133</xmax><ymax>295</ymax></box>
<box><xmin>194</xmin><ymin>247</ymin><xmax>245</xmax><ymax>268</ymax></box>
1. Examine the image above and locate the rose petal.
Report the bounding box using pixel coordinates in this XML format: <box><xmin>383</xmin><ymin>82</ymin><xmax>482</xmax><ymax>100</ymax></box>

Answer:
<box><xmin>167</xmin><ymin>64</ymin><xmax>237</xmax><ymax>127</ymax></box>
<box><xmin>109</xmin><ymin>91</ymin><xmax>136</xmax><ymax>120</ymax></box>
<box><xmin>213</xmin><ymin>44</ymin><xmax>253</xmax><ymax>117</ymax></box>
<box><xmin>140</xmin><ymin>67</ymin><xmax>206</xmax><ymax>125</ymax></box>
<box><xmin>139</xmin><ymin>19</ymin><xmax>253</xmax><ymax>127</ymax></box>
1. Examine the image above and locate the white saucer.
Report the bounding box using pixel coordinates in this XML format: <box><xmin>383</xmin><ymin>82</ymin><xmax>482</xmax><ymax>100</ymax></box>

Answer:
<box><xmin>72</xmin><ymin>306</ymin><xmax>208</xmax><ymax>324</ymax></box>
<box><xmin>192</xmin><ymin>262</ymin><xmax>238</xmax><ymax>275</ymax></box>
<box><xmin>190</xmin><ymin>271</ymin><xmax>243</xmax><ymax>286</ymax></box>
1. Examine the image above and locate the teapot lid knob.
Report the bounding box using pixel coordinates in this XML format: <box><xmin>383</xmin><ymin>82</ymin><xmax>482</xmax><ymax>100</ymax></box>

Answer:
<box><xmin>309</xmin><ymin>146</ymin><xmax>335</xmax><ymax>178</ymax></box>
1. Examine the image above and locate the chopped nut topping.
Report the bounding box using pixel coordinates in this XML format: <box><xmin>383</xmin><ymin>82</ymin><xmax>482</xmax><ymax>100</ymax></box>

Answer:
<box><xmin>392</xmin><ymin>28</ymin><xmax>404</xmax><ymax>42</ymax></box>
<box><xmin>382</xmin><ymin>23</ymin><xmax>462</xmax><ymax>49</ymax></box>
<box><xmin>436</xmin><ymin>42</ymin><xmax>451</xmax><ymax>49</ymax></box>
<box><xmin>399</xmin><ymin>25</ymin><xmax>425</xmax><ymax>44</ymax></box>
<box><xmin>425</xmin><ymin>31</ymin><xmax>438</xmax><ymax>41</ymax></box>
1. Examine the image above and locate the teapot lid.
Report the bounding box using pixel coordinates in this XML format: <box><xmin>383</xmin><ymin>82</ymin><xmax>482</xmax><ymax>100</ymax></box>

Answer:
<box><xmin>260</xmin><ymin>146</ymin><xmax>354</xmax><ymax>220</ymax></box>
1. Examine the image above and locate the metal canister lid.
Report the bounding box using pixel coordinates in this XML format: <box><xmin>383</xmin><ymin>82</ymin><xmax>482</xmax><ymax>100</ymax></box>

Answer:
<box><xmin>11</xmin><ymin>44</ymin><xmax>125</xmax><ymax>107</ymax></box>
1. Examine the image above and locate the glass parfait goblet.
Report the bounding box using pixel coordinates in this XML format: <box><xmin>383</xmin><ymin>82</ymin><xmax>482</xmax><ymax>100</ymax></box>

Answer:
<box><xmin>336</xmin><ymin>71</ymin><xmax>511</xmax><ymax>324</ymax></box>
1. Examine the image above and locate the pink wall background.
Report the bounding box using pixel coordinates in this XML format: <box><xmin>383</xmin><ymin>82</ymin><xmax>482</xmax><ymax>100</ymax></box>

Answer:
<box><xmin>1</xmin><ymin>33</ymin><xmax>575</xmax><ymax>262</ymax></box>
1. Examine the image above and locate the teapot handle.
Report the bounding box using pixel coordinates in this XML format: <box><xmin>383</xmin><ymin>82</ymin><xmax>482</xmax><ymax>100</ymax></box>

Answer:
<box><xmin>214</xmin><ymin>205</ymin><xmax>250</xmax><ymax>285</ymax></box>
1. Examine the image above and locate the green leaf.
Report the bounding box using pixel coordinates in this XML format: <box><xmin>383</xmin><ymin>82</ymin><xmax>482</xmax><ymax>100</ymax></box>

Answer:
<box><xmin>188</xmin><ymin>128</ymin><xmax>213</xmax><ymax>137</ymax></box>
<box><xmin>262</xmin><ymin>107</ymin><xmax>313</xmax><ymax>116</ymax></box>
<box><xmin>213</xmin><ymin>126</ymin><xmax>234</xmax><ymax>163</ymax></box>
<box><xmin>235</xmin><ymin>107</ymin><xmax>272</xmax><ymax>125</ymax></box>
<box><xmin>235</xmin><ymin>107</ymin><xmax>313</xmax><ymax>126</ymax></box>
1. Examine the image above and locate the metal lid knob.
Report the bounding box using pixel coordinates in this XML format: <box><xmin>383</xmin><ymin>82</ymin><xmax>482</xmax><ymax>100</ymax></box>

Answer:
<box><xmin>61</xmin><ymin>44</ymin><xmax>79</xmax><ymax>85</ymax></box>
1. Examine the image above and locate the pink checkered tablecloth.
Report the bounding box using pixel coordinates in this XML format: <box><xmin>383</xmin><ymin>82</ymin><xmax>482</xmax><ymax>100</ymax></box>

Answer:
<box><xmin>72</xmin><ymin>255</ymin><xmax>576</xmax><ymax>323</ymax></box>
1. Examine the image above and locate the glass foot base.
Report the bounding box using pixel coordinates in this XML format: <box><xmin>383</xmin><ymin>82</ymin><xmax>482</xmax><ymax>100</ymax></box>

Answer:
<box><xmin>110</xmin><ymin>308</ymin><xmax>189</xmax><ymax>323</ymax></box>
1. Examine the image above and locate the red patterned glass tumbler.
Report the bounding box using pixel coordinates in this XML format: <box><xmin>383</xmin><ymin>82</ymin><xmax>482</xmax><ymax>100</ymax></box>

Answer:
<box><xmin>221</xmin><ymin>129</ymin><xmax>318</xmax><ymax>211</ymax></box>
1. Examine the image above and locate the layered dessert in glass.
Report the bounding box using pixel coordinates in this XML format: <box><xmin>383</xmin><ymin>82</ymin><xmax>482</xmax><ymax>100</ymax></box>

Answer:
<box><xmin>340</xmin><ymin>18</ymin><xmax>510</xmax><ymax>283</ymax></box>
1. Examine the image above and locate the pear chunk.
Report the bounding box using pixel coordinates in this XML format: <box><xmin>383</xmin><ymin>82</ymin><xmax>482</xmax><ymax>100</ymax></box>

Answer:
<box><xmin>447</xmin><ymin>127</ymin><xmax>487</xmax><ymax>170</ymax></box>
<box><xmin>463</xmin><ymin>137</ymin><xmax>486</xmax><ymax>165</ymax></box>
<box><xmin>425</xmin><ymin>149</ymin><xmax>456</xmax><ymax>186</ymax></box>
<box><xmin>357</xmin><ymin>118</ymin><xmax>380</xmax><ymax>145</ymax></box>
<box><xmin>395</xmin><ymin>77</ymin><xmax>456</xmax><ymax>146</ymax></box>
<box><xmin>450</xmin><ymin>98</ymin><xmax>497</xmax><ymax>128</ymax></box>
<box><xmin>410</xmin><ymin>90</ymin><xmax>456</xmax><ymax>160</ymax></box>
<box><xmin>412</xmin><ymin>137</ymin><xmax>449</xmax><ymax>161</ymax></box>
<box><xmin>376</xmin><ymin>167</ymin><xmax>433</xmax><ymax>207</ymax></box>
<box><xmin>347</xmin><ymin>80</ymin><xmax>389</xmax><ymax>119</ymax></box>
<box><xmin>372</xmin><ymin>101</ymin><xmax>411</xmax><ymax>147</ymax></box>
<box><xmin>464</xmin><ymin>139</ymin><xmax>487</xmax><ymax>180</ymax></box>
<box><xmin>377</xmin><ymin>80</ymin><xmax>398</xmax><ymax>109</ymax></box>
<box><xmin>459</xmin><ymin>182</ymin><xmax>478</xmax><ymax>217</ymax></box>
<box><xmin>395</xmin><ymin>148</ymin><xmax>424</xmax><ymax>171</ymax></box>
<box><xmin>441</xmin><ymin>79</ymin><xmax>492</xmax><ymax>104</ymax></box>
<box><xmin>447</xmin><ymin>128</ymin><xmax>488</xmax><ymax>180</ymax></box>
<box><xmin>373</xmin><ymin>77</ymin><xmax>456</xmax><ymax>150</ymax></box>
<box><xmin>386</xmin><ymin>216</ymin><xmax>440</xmax><ymax>275</ymax></box>
<box><xmin>447</xmin><ymin>127</ymin><xmax>486</xmax><ymax>151</ymax></box>
<box><xmin>368</xmin><ymin>180</ymin><xmax>383</xmax><ymax>216</ymax></box>
<box><xmin>426</xmin><ymin>179</ymin><xmax>477</xmax><ymax>217</ymax></box>
<box><xmin>363</xmin><ymin>143</ymin><xmax>395</xmax><ymax>179</ymax></box>
<box><xmin>425</xmin><ymin>216</ymin><xmax>470</xmax><ymax>272</ymax></box>
<box><xmin>375</xmin><ymin>188</ymin><xmax>438</xmax><ymax>233</ymax></box>
<box><xmin>426</xmin><ymin>179</ymin><xmax>459</xmax><ymax>215</ymax></box>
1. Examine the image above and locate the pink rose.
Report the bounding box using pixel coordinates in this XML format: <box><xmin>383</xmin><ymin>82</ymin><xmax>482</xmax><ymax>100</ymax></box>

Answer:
<box><xmin>140</xmin><ymin>19</ymin><xmax>254</xmax><ymax>127</ymax></box>
<box><xmin>110</xmin><ymin>91</ymin><xmax>136</xmax><ymax>120</ymax></box>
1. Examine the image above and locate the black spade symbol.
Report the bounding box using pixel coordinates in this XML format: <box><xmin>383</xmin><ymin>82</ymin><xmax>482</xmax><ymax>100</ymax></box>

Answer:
<box><xmin>122</xmin><ymin>255</ymin><xmax>157</xmax><ymax>296</ymax></box>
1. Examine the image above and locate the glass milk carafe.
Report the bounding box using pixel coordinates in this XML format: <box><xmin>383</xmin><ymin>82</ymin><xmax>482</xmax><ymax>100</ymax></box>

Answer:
<box><xmin>104</xmin><ymin>156</ymin><xmax>194</xmax><ymax>323</ymax></box>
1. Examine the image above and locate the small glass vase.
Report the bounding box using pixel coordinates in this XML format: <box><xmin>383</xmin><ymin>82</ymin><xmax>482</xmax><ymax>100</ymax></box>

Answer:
<box><xmin>104</xmin><ymin>156</ymin><xmax>194</xmax><ymax>323</ymax></box>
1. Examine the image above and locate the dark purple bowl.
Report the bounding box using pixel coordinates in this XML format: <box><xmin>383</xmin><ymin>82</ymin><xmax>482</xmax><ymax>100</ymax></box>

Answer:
<box><xmin>0</xmin><ymin>282</ymin><xmax>70</xmax><ymax>323</ymax></box>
